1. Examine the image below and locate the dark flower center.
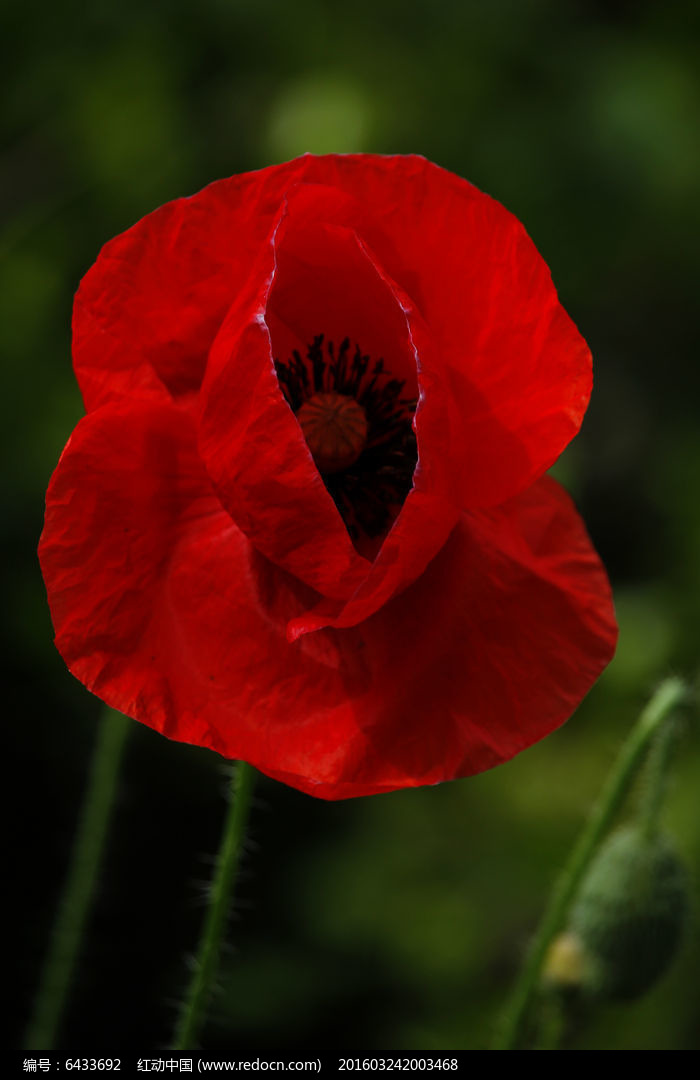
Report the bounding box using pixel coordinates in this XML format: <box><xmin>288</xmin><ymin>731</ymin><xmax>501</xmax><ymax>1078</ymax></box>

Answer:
<box><xmin>297</xmin><ymin>391</ymin><xmax>368</xmax><ymax>474</ymax></box>
<box><xmin>275</xmin><ymin>334</ymin><xmax>417</xmax><ymax>544</ymax></box>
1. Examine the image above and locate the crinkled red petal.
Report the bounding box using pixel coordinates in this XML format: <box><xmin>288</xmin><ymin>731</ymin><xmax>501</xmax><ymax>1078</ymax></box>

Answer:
<box><xmin>72</xmin><ymin>158</ymin><xmax>308</xmax><ymax>411</ymax></box>
<box><xmin>40</xmin><ymin>406</ymin><xmax>617</xmax><ymax>799</ymax></box>
<box><xmin>198</xmin><ymin>179</ymin><xmax>456</xmax><ymax>608</ymax></box>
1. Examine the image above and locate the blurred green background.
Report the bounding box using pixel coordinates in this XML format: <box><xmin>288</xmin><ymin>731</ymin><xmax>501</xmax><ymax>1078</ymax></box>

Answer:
<box><xmin>5</xmin><ymin>0</ymin><xmax>699</xmax><ymax>1053</ymax></box>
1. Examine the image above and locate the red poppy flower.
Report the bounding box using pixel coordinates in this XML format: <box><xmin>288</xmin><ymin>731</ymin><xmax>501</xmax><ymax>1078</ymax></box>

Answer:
<box><xmin>39</xmin><ymin>154</ymin><xmax>617</xmax><ymax>799</ymax></box>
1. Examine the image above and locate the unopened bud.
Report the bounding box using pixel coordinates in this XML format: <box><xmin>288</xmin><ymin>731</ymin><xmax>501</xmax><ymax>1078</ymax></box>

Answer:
<box><xmin>568</xmin><ymin>825</ymin><xmax>689</xmax><ymax>1000</ymax></box>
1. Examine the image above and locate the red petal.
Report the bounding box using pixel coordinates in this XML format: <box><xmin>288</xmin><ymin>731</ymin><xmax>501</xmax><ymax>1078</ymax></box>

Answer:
<box><xmin>197</xmin><ymin>202</ymin><xmax>371</xmax><ymax>600</ymax></box>
<box><xmin>72</xmin><ymin>159</ymin><xmax>308</xmax><ymax>411</ymax></box>
<box><xmin>199</xmin><ymin>178</ymin><xmax>450</xmax><ymax>603</ymax></box>
<box><xmin>198</xmin><ymin>177</ymin><xmax>463</xmax><ymax>613</ymax></box>
<box><xmin>41</xmin><ymin>407</ymin><xmax>617</xmax><ymax>798</ymax></box>
<box><xmin>309</xmin><ymin>474</ymin><xmax>617</xmax><ymax>798</ymax></box>
<box><xmin>296</xmin><ymin>154</ymin><xmax>593</xmax><ymax>508</ymax></box>
<box><xmin>39</xmin><ymin>402</ymin><xmax>231</xmax><ymax>745</ymax></box>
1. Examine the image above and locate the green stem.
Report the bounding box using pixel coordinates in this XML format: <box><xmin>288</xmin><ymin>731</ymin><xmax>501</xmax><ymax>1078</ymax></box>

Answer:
<box><xmin>534</xmin><ymin>992</ymin><xmax>567</xmax><ymax>1051</ymax></box>
<box><xmin>24</xmin><ymin>707</ymin><xmax>130</xmax><ymax>1050</ymax></box>
<box><xmin>638</xmin><ymin>715</ymin><xmax>680</xmax><ymax>840</ymax></box>
<box><xmin>171</xmin><ymin>760</ymin><xmax>256</xmax><ymax>1052</ymax></box>
<box><xmin>494</xmin><ymin>676</ymin><xmax>687</xmax><ymax>1051</ymax></box>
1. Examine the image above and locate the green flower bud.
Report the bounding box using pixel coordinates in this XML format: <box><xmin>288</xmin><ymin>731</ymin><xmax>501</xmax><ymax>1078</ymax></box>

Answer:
<box><xmin>568</xmin><ymin>825</ymin><xmax>689</xmax><ymax>1000</ymax></box>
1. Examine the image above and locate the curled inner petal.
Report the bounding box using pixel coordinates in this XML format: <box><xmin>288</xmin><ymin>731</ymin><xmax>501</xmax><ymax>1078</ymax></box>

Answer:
<box><xmin>199</xmin><ymin>187</ymin><xmax>429</xmax><ymax>600</ymax></box>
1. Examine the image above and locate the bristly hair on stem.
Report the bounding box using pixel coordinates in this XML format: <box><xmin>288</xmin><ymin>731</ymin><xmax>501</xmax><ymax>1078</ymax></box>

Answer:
<box><xmin>171</xmin><ymin>761</ymin><xmax>257</xmax><ymax>1052</ymax></box>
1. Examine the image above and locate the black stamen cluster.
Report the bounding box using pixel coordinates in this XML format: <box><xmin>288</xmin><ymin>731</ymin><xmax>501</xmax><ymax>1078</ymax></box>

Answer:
<box><xmin>275</xmin><ymin>335</ymin><xmax>417</xmax><ymax>540</ymax></box>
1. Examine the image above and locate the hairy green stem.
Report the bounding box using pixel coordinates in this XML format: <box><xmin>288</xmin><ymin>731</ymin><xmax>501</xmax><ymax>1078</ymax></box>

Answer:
<box><xmin>172</xmin><ymin>760</ymin><xmax>256</xmax><ymax>1051</ymax></box>
<box><xmin>494</xmin><ymin>676</ymin><xmax>687</xmax><ymax>1050</ymax></box>
<box><xmin>25</xmin><ymin>708</ymin><xmax>130</xmax><ymax>1050</ymax></box>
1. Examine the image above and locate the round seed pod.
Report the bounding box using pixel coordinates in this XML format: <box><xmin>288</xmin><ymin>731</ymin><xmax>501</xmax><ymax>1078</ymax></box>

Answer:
<box><xmin>568</xmin><ymin>826</ymin><xmax>689</xmax><ymax>1000</ymax></box>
